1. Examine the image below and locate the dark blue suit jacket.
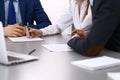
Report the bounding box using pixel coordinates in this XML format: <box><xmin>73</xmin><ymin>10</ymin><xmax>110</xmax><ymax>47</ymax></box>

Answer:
<box><xmin>68</xmin><ymin>0</ymin><xmax>120</xmax><ymax>56</ymax></box>
<box><xmin>0</xmin><ymin>0</ymin><xmax>51</xmax><ymax>29</ymax></box>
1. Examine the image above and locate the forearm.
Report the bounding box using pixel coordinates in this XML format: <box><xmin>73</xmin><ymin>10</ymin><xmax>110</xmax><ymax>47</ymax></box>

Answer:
<box><xmin>68</xmin><ymin>37</ymin><xmax>89</xmax><ymax>55</ymax></box>
<box><xmin>40</xmin><ymin>24</ymin><xmax>62</xmax><ymax>36</ymax></box>
<box><xmin>68</xmin><ymin>0</ymin><xmax>119</xmax><ymax>57</ymax></box>
<box><xmin>68</xmin><ymin>37</ymin><xmax>104</xmax><ymax>57</ymax></box>
<box><xmin>33</xmin><ymin>0</ymin><xmax>51</xmax><ymax>29</ymax></box>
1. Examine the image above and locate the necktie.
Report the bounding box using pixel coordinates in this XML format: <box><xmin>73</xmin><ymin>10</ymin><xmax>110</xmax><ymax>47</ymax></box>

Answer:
<box><xmin>7</xmin><ymin>0</ymin><xmax>16</xmax><ymax>25</ymax></box>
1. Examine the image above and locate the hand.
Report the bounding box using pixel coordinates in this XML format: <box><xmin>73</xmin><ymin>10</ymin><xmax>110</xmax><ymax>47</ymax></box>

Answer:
<box><xmin>71</xmin><ymin>29</ymin><xmax>87</xmax><ymax>38</ymax></box>
<box><xmin>71</xmin><ymin>34</ymin><xmax>79</xmax><ymax>39</ymax></box>
<box><xmin>29</xmin><ymin>28</ymin><xmax>43</xmax><ymax>38</ymax></box>
<box><xmin>3</xmin><ymin>24</ymin><xmax>26</xmax><ymax>37</ymax></box>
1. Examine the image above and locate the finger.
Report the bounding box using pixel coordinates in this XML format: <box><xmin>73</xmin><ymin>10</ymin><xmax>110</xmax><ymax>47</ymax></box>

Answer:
<box><xmin>77</xmin><ymin>30</ymin><xmax>83</xmax><ymax>34</ymax></box>
<box><xmin>28</xmin><ymin>29</ymin><xmax>35</xmax><ymax>37</ymax></box>
<box><xmin>72</xmin><ymin>29</ymin><xmax>83</xmax><ymax>34</ymax></box>
<box><xmin>30</xmin><ymin>30</ymin><xmax>42</xmax><ymax>37</ymax></box>
<box><xmin>31</xmin><ymin>33</ymin><xmax>38</xmax><ymax>38</ymax></box>
<box><xmin>78</xmin><ymin>31</ymin><xmax>85</xmax><ymax>36</ymax></box>
<box><xmin>72</xmin><ymin>29</ymin><xmax>78</xmax><ymax>34</ymax></box>
<box><xmin>14</xmin><ymin>28</ymin><xmax>25</xmax><ymax>35</ymax></box>
<box><xmin>72</xmin><ymin>29</ymin><xmax>78</xmax><ymax>33</ymax></box>
<box><xmin>10</xmin><ymin>33</ymin><xmax>18</xmax><ymax>37</ymax></box>
<box><xmin>77</xmin><ymin>33</ymin><xmax>83</xmax><ymax>37</ymax></box>
<box><xmin>77</xmin><ymin>31</ymin><xmax>87</xmax><ymax>38</ymax></box>
<box><xmin>13</xmin><ymin>31</ymin><xmax>23</xmax><ymax>37</ymax></box>
<box><xmin>29</xmin><ymin>29</ymin><xmax>35</xmax><ymax>32</ymax></box>
<box><xmin>14</xmin><ymin>24</ymin><xmax>24</xmax><ymax>31</ymax></box>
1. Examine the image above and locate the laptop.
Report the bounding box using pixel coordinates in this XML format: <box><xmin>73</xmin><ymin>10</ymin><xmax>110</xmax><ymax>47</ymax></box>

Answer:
<box><xmin>0</xmin><ymin>21</ymin><xmax>38</xmax><ymax>65</ymax></box>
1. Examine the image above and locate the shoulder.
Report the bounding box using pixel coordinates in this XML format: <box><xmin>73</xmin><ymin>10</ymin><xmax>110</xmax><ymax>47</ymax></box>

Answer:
<box><xmin>22</xmin><ymin>0</ymin><xmax>42</xmax><ymax>7</ymax></box>
<box><xmin>24</xmin><ymin>0</ymin><xmax>40</xmax><ymax>4</ymax></box>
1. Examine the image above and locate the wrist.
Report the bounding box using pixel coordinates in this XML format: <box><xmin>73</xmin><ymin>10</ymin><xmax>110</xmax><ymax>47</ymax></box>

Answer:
<box><xmin>39</xmin><ymin>30</ymin><xmax>43</xmax><ymax>37</ymax></box>
<box><xmin>3</xmin><ymin>27</ymin><xmax>9</xmax><ymax>37</ymax></box>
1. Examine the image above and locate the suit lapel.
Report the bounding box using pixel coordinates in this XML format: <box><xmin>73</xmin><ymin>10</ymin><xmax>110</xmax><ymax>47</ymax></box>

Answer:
<box><xmin>0</xmin><ymin>0</ymin><xmax>5</xmax><ymax>26</ymax></box>
<box><xmin>19</xmin><ymin>0</ymin><xmax>26</xmax><ymax>25</ymax></box>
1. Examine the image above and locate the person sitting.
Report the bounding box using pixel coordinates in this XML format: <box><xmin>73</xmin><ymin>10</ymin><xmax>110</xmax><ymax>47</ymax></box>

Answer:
<box><xmin>0</xmin><ymin>0</ymin><xmax>51</xmax><ymax>37</ymax></box>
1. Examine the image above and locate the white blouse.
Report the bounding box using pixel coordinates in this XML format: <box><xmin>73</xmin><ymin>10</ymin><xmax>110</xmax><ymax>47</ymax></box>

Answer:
<box><xmin>40</xmin><ymin>0</ymin><xmax>92</xmax><ymax>35</ymax></box>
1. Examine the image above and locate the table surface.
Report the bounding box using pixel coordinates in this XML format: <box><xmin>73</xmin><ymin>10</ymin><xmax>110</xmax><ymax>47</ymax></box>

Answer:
<box><xmin>0</xmin><ymin>34</ymin><xmax>120</xmax><ymax>80</ymax></box>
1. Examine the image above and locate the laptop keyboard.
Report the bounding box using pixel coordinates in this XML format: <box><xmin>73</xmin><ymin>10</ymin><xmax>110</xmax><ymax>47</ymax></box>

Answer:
<box><xmin>8</xmin><ymin>56</ymin><xmax>23</xmax><ymax>61</ymax></box>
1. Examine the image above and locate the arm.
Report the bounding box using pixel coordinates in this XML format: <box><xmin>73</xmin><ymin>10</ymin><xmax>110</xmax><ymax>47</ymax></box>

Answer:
<box><xmin>68</xmin><ymin>0</ymin><xmax>119</xmax><ymax>57</ymax></box>
<box><xmin>40</xmin><ymin>5</ymin><xmax>73</xmax><ymax>36</ymax></box>
<box><xmin>29</xmin><ymin>0</ymin><xmax>51</xmax><ymax>29</ymax></box>
<box><xmin>4</xmin><ymin>24</ymin><xmax>25</xmax><ymax>37</ymax></box>
<box><xmin>29</xmin><ymin>6</ymin><xmax>73</xmax><ymax>37</ymax></box>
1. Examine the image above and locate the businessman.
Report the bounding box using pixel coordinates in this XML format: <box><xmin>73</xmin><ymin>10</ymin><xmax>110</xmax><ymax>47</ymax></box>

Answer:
<box><xmin>68</xmin><ymin>0</ymin><xmax>120</xmax><ymax>56</ymax></box>
<box><xmin>0</xmin><ymin>0</ymin><xmax>51</xmax><ymax>37</ymax></box>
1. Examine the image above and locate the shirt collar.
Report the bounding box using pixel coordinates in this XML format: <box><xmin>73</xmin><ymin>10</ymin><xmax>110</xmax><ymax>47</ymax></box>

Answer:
<box><xmin>90</xmin><ymin>0</ymin><xmax>93</xmax><ymax>6</ymax></box>
<box><xmin>4</xmin><ymin>0</ymin><xmax>18</xmax><ymax>2</ymax></box>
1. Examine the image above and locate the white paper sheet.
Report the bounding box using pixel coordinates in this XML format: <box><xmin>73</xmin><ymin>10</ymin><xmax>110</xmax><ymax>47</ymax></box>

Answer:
<box><xmin>43</xmin><ymin>44</ymin><xmax>72</xmax><ymax>52</ymax></box>
<box><xmin>71</xmin><ymin>56</ymin><xmax>120</xmax><ymax>71</ymax></box>
<box><xmin>107</xmin><ymin>72</ymin><xmax>120</xmax><ymax>80</ymax></box>
<box><xmin>8</xmin><ymin>36</ymin><xmax>44</xmax><ymax>42</ymax></box>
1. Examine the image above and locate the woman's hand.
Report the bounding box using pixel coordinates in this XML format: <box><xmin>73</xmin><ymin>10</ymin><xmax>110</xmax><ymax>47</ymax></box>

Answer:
<box><xmin>71</xmin><ymin>29</ymin><xmax>88</xmax><ymax>38</ymax></box>
<box><xmin>29</xmin><ymin>28</ymin><xmax>43</xmax><ymax>38</ymax></box>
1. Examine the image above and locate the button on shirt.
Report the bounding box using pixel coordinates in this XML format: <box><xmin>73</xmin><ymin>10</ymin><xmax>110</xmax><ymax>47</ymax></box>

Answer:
<box><xmin>4</xmin><ymin>0</ymin><xmax>22</xmax><ymax>25</ymax></box>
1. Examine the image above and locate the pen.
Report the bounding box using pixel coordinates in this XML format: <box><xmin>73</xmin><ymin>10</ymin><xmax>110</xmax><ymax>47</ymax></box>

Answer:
<box><xmin>19</xmin><ymin>23</ymin><xmax>23</xmax><ymax>26</ymax></box>
<box><xmin>28</xmin><ymin>49</ymin><xmax>36</xmax><ymax>55</ymax></box>
<box><xmin>67</xmin><ymin>30</ymin><xmax>90</xmax><ymax>36</ymax></box>
<box><xmin>26</xmin><ymin>22</ymin><xmax>32</xmax><ymax>38</ymax></box>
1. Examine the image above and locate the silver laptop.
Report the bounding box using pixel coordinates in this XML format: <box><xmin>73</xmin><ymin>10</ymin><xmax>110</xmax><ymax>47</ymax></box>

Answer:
<box><xmin>0</xmin><ymin>21</ymin><xmax>38</xmax><ymax>65</ymax></box>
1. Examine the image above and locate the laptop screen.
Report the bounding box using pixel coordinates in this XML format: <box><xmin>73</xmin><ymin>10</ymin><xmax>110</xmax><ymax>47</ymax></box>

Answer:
<box><xmin>0</xmin><ymin>21</ymin><xmax>9</xmax><ymax>64</ymax></box>
<box><xmin>0</xmin><ymin>21</ymin><xmax>38</xmax><ymax>65</ymax></box>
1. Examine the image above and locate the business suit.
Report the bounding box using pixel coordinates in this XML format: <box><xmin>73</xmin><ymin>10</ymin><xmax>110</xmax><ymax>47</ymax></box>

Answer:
<box><xmin>0</xmin><ymin>0</ymin><xmax>51</xmax><ymax>29</ymax></box>
<box><xmin>68</xmin><ymin>0</ymin><xmax>120</xmax><ymax>56</ymax></box>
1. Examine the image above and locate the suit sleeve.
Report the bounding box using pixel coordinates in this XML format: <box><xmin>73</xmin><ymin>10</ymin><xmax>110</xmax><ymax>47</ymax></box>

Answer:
<box><xmin>30</xmin><ymin>0</ymin><xmax>51</xmax><ymax>29</ymax></box>
<box><xmin>68</xmin><ymin>0</ymin><xmax>120</xmax><ymax>56</ymax></box>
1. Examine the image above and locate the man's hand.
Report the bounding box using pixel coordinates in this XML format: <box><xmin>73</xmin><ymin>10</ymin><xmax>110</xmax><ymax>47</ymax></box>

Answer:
<box><xmin>29</xmin><ymin>29</ymin><xmax>43</xmax><ymax>38</ymax></box>
<box><xmin>4</xmin><ymin>24</ymin><xmax>26</xmax><ymax>37</ymax></box>
<box><xmin>71</xmin><ymin>29</ymin><xmax>88</xmax><ymax>38</ymax></box>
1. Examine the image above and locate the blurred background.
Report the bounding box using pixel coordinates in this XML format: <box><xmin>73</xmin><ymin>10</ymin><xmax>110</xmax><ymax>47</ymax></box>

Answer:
<box><xmin>41</xmin><ymin>0</ymin><xmax>71</xmax><ymax>36</ymax></box>
<box><xmin>41</xmin><ymin>0</ymin><xmax>69</xmax><ymax>23</ymax></box>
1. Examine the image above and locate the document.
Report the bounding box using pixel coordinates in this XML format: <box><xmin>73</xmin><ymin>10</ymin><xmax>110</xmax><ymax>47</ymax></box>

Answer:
<box><xmin>43</xmin><ymin>44</ymin><xmax>72</xmax><ymax>52</ymax></box>
<box><xmin>8</xmin><ymin>36</ymin><xmax>44</xmax><ymax>42</ymax></box>
<box><xmin>71</xmin><ymin>56</ymin><xmax>120</xmax><ymax>71</ymax></box>
<box><xmin>107</xmin><ymin>72</ymin><xmax>120</xmax><ymax>80</ymax></box>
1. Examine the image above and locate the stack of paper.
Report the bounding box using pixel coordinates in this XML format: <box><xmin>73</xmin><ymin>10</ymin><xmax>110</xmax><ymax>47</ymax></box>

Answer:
<box><xmin>8</xmin><ymin>36</ymin><xmax>44</xmax><ymax>42</ymax></box>
<box><xmin>43</xmin><ymin>44</ymin><xmax>72</xmax><ymax>52</ymax></box>
<box><xmin>107</xmin><ymin>72</ymin><xmax>120</xmax><ymax>80</ymax></box>
<box><xmin>71</xmin><ymin>56</ymin><xmax>120</xmax><ymax>71</ymax></box>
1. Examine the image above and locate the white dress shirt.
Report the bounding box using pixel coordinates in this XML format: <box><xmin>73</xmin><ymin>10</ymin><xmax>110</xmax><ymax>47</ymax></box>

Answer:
<box><xmin>4</xmin><ymin>0</ymin><xmax>22</xmax><ymax>25</ymax></box>
<box><xmin>90</xmin><ymin>0</ymin><xmax>93</xmax><ymax>6</ymax></box>
<box><xmin>41</xmin><ymin>0</ymin><xmax>92</xmax><ymax>36</ymax></box>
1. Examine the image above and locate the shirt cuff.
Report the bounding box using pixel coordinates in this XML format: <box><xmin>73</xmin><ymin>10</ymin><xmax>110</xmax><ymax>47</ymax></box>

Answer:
<box><xmin>40</xmin><ymin>29</ymin><xmax>47</xmax><ymax>36</ymax></box>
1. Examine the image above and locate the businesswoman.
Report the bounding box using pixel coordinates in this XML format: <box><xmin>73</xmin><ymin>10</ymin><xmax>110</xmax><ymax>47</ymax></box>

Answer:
<box><xmin>29</xmin><ymin>0</ymin><xmax>92</xmax><ymax>38</ymax></box>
